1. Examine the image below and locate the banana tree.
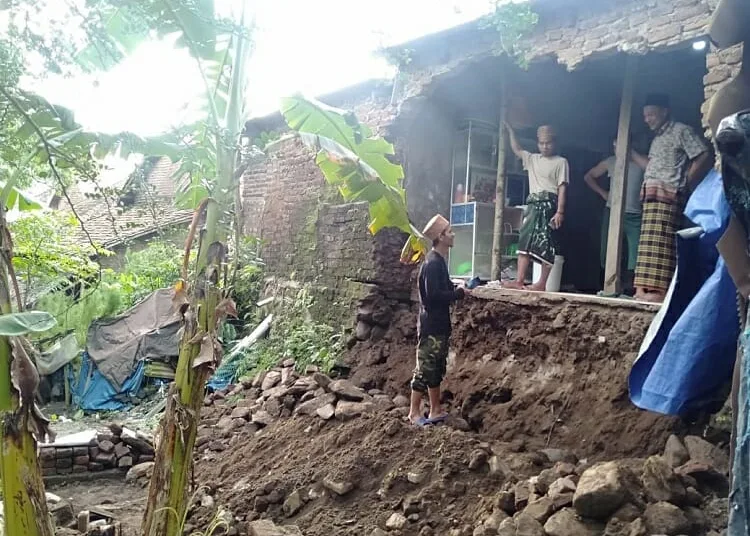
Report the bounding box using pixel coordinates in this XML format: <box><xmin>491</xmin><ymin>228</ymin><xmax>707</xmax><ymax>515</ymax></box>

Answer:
<box><xmin>0</xmin><ymin>160</ymin><xmax>60</xmax><ymax>536</ymax></box>
<box><xmin>0</xmin><ymin>88</ymin><xmax>167</xmax><ymax>536</ymax></box>
<box><xmin>280</xmin><ymin>95</ymin><xmax>428</xmax><ymax>263</ymax></box>
<box><xmin>128</xmin><ymin>3</ymin><xmax>252</xmax><ymax>534</ymax></box>
<box><xmin>0</xmin><ymin>2</ymin><xmax>210</xmax><ymax>533</ymax></box>
<box><xmin>0</xmin><ymin>309</ymin><xmax>57</xmax><ymax>536</ymax></box>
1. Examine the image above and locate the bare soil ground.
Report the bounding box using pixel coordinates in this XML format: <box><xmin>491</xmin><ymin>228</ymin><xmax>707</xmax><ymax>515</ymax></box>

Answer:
<box><xmin>193</xmin><ymin>411</ymin><xmax>550</xmax><ymax>535</ymax></box>
<box><xmin>60</xmin><ymin>292</ymin><xmax>722</xmax><ymax>535</ymax></box>
<box><xmin>347</xmin><ymin>292</ymin><xmax>681</xmax><ymax>458</ymax></box>
<box><xmin>184</xmin><ymin>292</ymin><xmax>712</xmax><ymax>535</ymax></box>
<box><xmin>48</xmin><ymin>478</ymin><xmax>146</xmax><ymax>536</ymax></box>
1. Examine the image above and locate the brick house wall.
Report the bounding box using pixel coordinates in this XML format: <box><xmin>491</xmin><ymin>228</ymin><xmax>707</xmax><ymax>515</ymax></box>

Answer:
<box><xmin>241</xmin><ymin>130</ymin><xmax>413</xmax><ymax>329</ymax></box>
<box><xmin>241</xmin><ymin>0</ymin><xmax>730</xmax><ymax>329</ymax></box>
<box><xmin>703</xmin><ymin>43</ymin><xmax>743</xmax><ymax>136</ymax></box>
<box><xmin>400</xmin><ymin>0</ymin><xmax>724</xmax><ymax>132</ymax></box>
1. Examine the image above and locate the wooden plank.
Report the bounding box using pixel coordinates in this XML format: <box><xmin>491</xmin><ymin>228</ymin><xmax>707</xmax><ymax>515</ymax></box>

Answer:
<box><xmin>64</xmin><ymin>363</ymin><xmax>71</xmax><ymax>406</ymax></box>
<box><xmin>604</xmin><ymin>55</ymin><xmax>638</xmax><ymax>295</ymax></box>
<box><xmin>472</xmin><ymin>285</ymin><xmax>660</xmax><ymax>312</ymax></box>
<box><xmin>491</xmin><ymin>74</ymin><xmax>508</xmax><ymax>281</ymax></box>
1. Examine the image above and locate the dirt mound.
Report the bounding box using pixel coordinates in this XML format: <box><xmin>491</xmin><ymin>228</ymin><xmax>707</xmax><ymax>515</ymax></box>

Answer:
<box><xmin>183</xmin><ymin>291</ymin><xmax>728</xmax><ymax>534</ymax></box>
<box><xmin>347</xmin><ymin>292</ymin><xmax>682</xmax><ymax>459</ymax></box>
<box><xmin>193</xmin><ymin>412</ymin><xmax>546</xmax><ymax>535</ymax></box>
<box><xmin>189</xmin><ymin>366</ymin><xmax>729</xmax><ymax>536</ymax></box>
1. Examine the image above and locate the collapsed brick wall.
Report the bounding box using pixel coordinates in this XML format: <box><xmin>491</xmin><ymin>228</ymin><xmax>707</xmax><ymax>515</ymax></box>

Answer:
<box><xmin>241</xmin><ymin>132</ymin><xmax>413</xmax><ymax>327</ymax></box>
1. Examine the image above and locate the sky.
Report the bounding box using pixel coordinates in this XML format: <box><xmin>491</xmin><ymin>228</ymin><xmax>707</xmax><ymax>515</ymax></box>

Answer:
<box><xmin>33</xmin><ymin>0</ymin><xmax>497</xmax><ymax>137</ymax></box>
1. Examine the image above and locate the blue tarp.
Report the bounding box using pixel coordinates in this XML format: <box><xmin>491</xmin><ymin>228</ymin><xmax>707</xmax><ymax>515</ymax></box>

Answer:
<box><xmin>206</xmin><ymin>352</ymin><xmax>242</xmax><ymax>392</ymax></box>
<box><xmin>629</xmin><ymin>169</ymin><xmax>739</xmax><ymax>416</ymax></box>
<box><xmin>69</xmin><ymin>351</ymin><xmax>146</xmax><ymax>412</ymax></box>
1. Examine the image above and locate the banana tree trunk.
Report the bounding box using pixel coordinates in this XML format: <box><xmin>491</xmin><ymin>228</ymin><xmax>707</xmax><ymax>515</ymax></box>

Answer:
<box><xmin>0</xmin><ymin>206</ymin><xmax>53</xmax><ymax>536</ymax></box>
<box><xmin>141</xmin><ymin>22</ymin><xmax>249</xmax><ymax>536</ymax></box>
<box><xmin>141</xmin><ymin>191</ymin><xmax>230</xmax><ymax>536</ymax></box>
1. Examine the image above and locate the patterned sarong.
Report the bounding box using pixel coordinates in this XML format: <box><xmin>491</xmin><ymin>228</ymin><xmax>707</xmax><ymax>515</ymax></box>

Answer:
<box><xmin>518</xmin><ymin>191</ymin><xmax>559</xmax><ymax>266</ymax></box>
<box><xmin>634</xmin><ymin>199</ymin><xmax>683</xmax><ymax>291</ymax></box>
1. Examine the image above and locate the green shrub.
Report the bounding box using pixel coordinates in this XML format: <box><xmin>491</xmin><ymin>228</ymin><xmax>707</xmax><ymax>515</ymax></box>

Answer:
<box><xmin>232</xmin><ymin>236</ymin><xmax>264</xmax><ymax>322</ymax></box>
<box><xmin>34</xmin><ymin>239</ymin><xmax>185</xmax><ymax>345</ymax></box>
<box><xmin>235</xmin><ymin>287</ymin><xmax>343</xmax><ymax>378</ymax></box>
<box><xmin>36</xmin><ymin>281</ymin><xmax>125</xmax><ymax>345</ymax></box>
<box><xmin>116</xmin><ymin>240</ymin><xmax>184</xmax><ymax>307</ymax></box>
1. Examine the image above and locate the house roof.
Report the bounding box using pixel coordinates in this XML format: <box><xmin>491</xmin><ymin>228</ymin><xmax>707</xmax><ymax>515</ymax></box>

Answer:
<box><xmin>383</xmin><ymin>0</ymin><xmax>616</xmax><ymax>66</ymax></box>
<box><xmin>60</xmin><ymin>156</ymin><xmax>192</xmax><ymax>249</ymax></box>
<box><xmin>383</xmin><ymin>0</ymin><xmax>572</xmax><ymax>52</ymax></box>
<box><xmin>243</xmin><ymin>78</ymin><xmax>393</xmax><ymax>137</ymax></box>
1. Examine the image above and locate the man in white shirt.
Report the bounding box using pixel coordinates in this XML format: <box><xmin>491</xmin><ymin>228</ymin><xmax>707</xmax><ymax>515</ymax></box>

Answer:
<box><xmin>503</xmin><ymin>123</ymin><xmax>569</xmax><ymax>291</ymax></box>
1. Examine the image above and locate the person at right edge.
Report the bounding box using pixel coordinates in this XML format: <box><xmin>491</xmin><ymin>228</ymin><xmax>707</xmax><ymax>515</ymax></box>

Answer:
<box><xmin>704</xmin><ymin>0</ymin><xmax>750</xmax><ymax>532</ymax></box>
<box><xmin>409</xmin><ymin>214</ymin><xmax>470</xmax><ymax>427</ymax></box>
<box><xmin>631</xmin><ymin>93</ymin><xmax>712</xmax><ymax>303</ymax></box>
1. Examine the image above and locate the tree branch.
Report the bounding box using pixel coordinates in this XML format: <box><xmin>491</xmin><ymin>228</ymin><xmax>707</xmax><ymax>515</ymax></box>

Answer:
<box><xmin>0</xmin><ymin>87</ymin><xmax>105</xmax><ymax>304</ymax></box>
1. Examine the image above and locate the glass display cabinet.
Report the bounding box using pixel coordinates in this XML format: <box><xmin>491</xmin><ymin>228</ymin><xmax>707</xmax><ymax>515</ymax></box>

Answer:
<box><xmin>448</xmin><ymin>119</ymin><xmax>498</xmax><ymax>279</ymax></box>
<box><xmin>448</xmin><ymin>119</ymin><xmax>531</xmax><ymax>280</ymax></box>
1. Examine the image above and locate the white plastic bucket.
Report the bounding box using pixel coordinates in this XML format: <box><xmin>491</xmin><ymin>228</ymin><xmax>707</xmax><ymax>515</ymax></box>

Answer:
<box><xmin>532</xmin><ymin>255</ymin><xmax>565</xmax><ymax>292</ymax></box>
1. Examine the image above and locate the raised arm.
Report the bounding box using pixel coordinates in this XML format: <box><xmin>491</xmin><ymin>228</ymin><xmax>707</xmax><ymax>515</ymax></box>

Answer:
<box><xmin>503</xmin><ymin>121</ymin><xmax>524</xmax><ymax>159</ymax></box>
<box><xmin>584</xmin><ymin>159</ymin><xmax>610</xmax><ymax>202</ymax></box>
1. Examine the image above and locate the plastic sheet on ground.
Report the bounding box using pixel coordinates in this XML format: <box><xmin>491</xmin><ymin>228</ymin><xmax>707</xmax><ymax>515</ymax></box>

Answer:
<box><xmin>37</xmin><ymin>333</ymin><xmax>79</xmax><ymax>376</ymax></box>
<box><xmin>86</xmin><ymin>288</ymin><xmax>181</xmax><ymax>390</ymax></box>
<box><xmin>69</xmin><ymin>351</ymin><xmax>146</xmax><ymax>412</ymax></box>
<box><xmin>629</xmin><ymin>169</ymin><xmax>739</xmax><ymax>416</ymax></box>
<box><xmin>207</xmin><ymin>314</ymin><xmax>273</xmax><ymax>392</ymax></box>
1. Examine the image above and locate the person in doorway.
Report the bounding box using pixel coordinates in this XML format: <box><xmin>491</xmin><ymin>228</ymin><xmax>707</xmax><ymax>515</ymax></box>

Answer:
<box><xmin>409</xmin><ymin>214</ymin><xmax>469</xmax><ymax>426</ymax></box>
<box><xmin>503</xmin><ymin>122</ymin><xmax>569</xmax><ymax>291</ymax></box>
<box><xmin>584</xmin><ymin>138</ymin><xmax>647</xmax><ymax>294</ymax></box>
<box><xmin>631</xmin><ymin>93</ymin><xmax>712</xmax><ymax>302</ymax></box>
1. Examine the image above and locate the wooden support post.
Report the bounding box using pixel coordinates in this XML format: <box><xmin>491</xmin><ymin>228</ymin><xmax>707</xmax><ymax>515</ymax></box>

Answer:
<box><xmin>64</xmin><ymin>363</ymin><xmax>71</xmax><ymax>407</ymax></box>
<box><xmin>491</xmin><ymin>75</ymin><xmax>508</xmax><ymax>281</ymax></box>
<box><xmin>604</xmin><ymin>55</ymin><xmax>638</xmax><ymax>295</ymax></box>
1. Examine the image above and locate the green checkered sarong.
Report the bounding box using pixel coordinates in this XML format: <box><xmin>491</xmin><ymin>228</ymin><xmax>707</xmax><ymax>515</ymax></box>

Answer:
<box><xmin>518</xmin><ymin>192</ymin><xmax>560</xmax><ymax>266</ymax></box>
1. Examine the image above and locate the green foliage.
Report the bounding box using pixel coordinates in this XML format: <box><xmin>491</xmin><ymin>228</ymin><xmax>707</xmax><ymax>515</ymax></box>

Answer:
<box><xmin>117</xmin><ymin>241</ymin><xmax>184</xmax><ymax>306</ymax></box>
<box><xmin>232</xmin><ymin>236</ymin><xmax>264</xmax><ymax>321</ymax></box>
<box><xmin>32</xmin><ymin>240</ymin><xmax>186</xmax><ymax>345</ymax></box>
<box><xmin>35</xmin><ymin>282</ymin><xmax>124</xmax><ymax>345</ymax></box>
<box><xmin>236</xmin><ymin>288</ymin><xmax>343</xmax><ymax>379</ymax></box>
<box><xmin>479</xmin><ymin>1</ymin><xmax>539</xmax><ymax>68</ymax></box>
<box><xmin>280</xmin><ymin>95</ymin><xmax>428</xmax><ymax>264</ymax></box>
<box><xmin>79</xmin><ymin>0</ymin><xmax>254</xmax><ymax>212</ymax></box>
<box><xmin>10</xmin><ymin>212</ymin><xmax>104</xmax><ymax>302</ymax></box>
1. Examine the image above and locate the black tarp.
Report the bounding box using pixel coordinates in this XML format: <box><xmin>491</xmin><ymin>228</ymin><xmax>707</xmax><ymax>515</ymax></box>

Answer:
<box><xmin>86</xmin><ymin>288</ymin><xmax>181</xmax><ymax>389</ymax></box>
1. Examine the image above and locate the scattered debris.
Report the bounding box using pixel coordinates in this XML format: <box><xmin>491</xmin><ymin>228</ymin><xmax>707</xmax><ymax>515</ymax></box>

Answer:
<box><xmin>184</xmin><ymin>363</ymin><xmax>730</xmax><ymax>535</ymax></box>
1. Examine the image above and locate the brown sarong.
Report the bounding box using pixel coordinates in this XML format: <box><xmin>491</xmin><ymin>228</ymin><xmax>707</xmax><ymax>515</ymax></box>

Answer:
<box><xmin>634</xmin><ymin>199</ymin><xmax>683</xmax><ymax>291</ymax></box>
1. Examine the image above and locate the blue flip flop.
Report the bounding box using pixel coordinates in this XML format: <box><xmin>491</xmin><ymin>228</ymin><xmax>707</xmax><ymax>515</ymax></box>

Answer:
<box><xmin>414</xmin><ymin>416</ymin><xmax>433</xmax><ymax>427</ymax></box>
<box><xmin>427</xmin><ymin>415</ymin><xmax>448</xmax><ymax>425</ymax></box>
